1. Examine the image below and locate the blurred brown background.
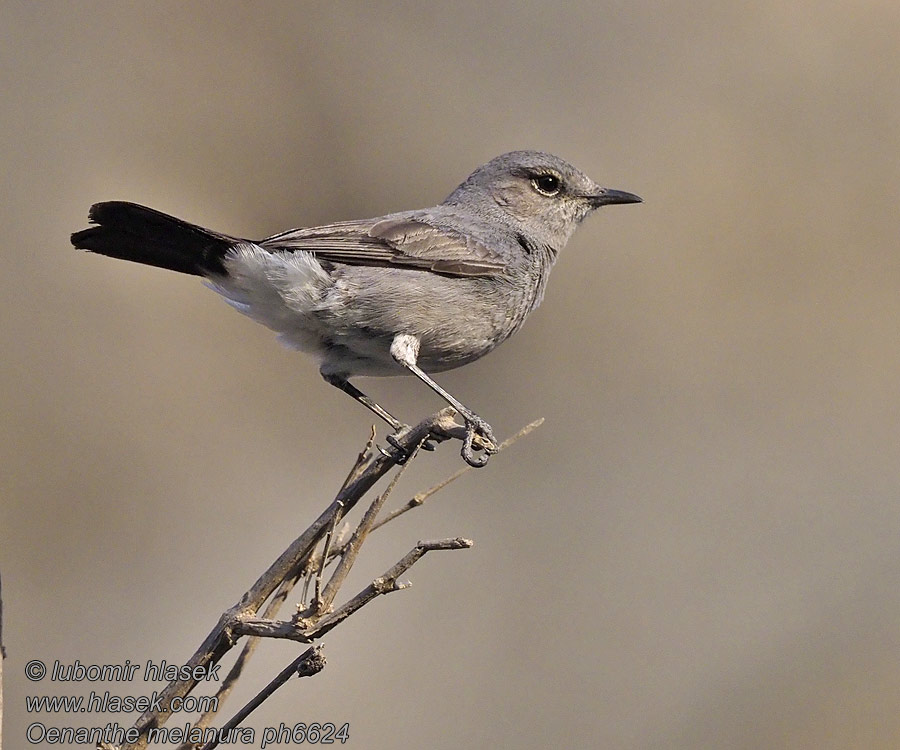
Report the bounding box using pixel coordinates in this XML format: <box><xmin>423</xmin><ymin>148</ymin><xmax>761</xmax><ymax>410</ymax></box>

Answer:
<box><xmin>2</xmin><ymin>2</ymin><xmax>900</xmax><ymax>748</ymax></box>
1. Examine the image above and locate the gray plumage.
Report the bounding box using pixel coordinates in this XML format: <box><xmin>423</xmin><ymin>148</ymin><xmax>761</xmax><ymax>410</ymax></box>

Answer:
<box><xmin>72</xmin><ymin>151</ymin><xmax>641</xmax><ymax>466</ymax></box>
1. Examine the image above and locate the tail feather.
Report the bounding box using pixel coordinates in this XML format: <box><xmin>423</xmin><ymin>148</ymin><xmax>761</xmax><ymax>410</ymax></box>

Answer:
<box><xmin>71</xmin><ymin>201</ymin><xmax>240</xmax><ymax>276</ymax></box>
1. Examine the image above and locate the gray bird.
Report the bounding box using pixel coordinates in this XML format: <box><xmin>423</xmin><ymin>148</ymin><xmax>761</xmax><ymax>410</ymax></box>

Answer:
<box><xmin>72</xmin><ymin>151</ymin><xmax>641</xmax><ymax>467</ymax></box>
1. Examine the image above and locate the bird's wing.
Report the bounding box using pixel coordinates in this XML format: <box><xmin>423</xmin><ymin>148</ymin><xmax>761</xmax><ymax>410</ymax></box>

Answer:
<box><xmin>259</xmin><ymin>216</ymin><xmax>508</xmax><ymax>278</ymax></box>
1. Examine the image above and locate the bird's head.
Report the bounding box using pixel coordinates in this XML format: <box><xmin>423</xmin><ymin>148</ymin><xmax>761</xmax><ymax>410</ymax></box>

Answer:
<box><xmin>445</xmin><ymin>150</ymin><xmax>641</xmax><ymax>249</ymax></box>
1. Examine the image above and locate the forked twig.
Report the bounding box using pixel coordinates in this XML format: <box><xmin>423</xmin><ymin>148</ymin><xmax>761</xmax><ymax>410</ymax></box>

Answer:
<box><xmin>306</xmin><ymin>538</ymin><xmax>474</xmax><ymax>638</ymax></box>
<box><xmin>114</xmin><ymin>410</ymin><xmax>541</xmax><ymax>750</ymax></box>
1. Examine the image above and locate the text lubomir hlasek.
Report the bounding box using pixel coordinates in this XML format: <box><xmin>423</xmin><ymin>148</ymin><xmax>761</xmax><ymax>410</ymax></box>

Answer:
<box><xmin>49</xmin><ymin>659</ymin><xmax>220</xmax><ymax>682</ymax></box>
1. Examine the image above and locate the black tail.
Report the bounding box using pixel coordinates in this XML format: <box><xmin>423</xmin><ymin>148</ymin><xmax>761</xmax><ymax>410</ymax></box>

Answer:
<box><xmin>71</xmin><ymin>201</ymin><xmax>241</xmax><ymax>276</ymax></box>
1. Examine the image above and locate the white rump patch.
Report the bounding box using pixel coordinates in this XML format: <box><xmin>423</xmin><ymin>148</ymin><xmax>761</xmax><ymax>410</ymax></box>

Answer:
<box><xmin>205</xmin><ymin>242</ymin><xmax>334</xmax><ymax>353</ymax></box>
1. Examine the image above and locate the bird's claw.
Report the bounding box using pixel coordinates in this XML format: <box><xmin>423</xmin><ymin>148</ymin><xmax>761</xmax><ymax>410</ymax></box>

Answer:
<box><xmin>382</xmin><ymin>427</ymin><xmax>413</xmax><ymax>463</ymax></box>
<box><xmin>460</xmin><ymin>416</ymin><xmax>499</xmax><ymax>468</ymax></box>
<box><xmin>381</xmin><ymin>425</ymin><xmax>445</xmax><ymax>462</ymax></box>
<box><xmin>381</xmin><ymin>417</ymin><xmax>496</xmax><ymax>468</ymax></box>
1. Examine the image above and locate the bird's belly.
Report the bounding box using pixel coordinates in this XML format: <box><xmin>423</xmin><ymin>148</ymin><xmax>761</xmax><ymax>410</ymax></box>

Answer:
<box><xmin>214</xmin><ymin>250</ymin><xmax>529</xmax><ymax>377</ymax></box>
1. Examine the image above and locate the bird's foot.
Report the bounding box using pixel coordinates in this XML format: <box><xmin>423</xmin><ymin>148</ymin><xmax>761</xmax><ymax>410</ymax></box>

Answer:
<box><xmin>459</xmin><ymin>414</ymin><xmax>499</xmax><ymax>468</ymax></box>
<box><xmin>380</xmin><ymin>416</ymin><xmax>496</xmax><ymax>467</ymax></box>
<box><xmin>381</xmin><ymin>425</ymin><xmax>413</xmax><ymax>463</ymax></box>
<box><xmin>381</xmin><ymin>424</ymin><xmax>445</xmax><ymax>463</ymax></box>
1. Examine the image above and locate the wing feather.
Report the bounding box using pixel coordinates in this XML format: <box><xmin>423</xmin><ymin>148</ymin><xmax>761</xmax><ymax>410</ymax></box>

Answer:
<box><xmin>259</xmin><ymin>216</ymin><xmax>507</xmax><ymax>278</ymax></box>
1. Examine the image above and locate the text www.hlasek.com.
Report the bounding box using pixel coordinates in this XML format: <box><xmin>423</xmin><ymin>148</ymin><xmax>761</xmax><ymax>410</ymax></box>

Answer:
<box><xmin>26</xmin><ymin>690</ymin><xmax>216</xmax><ymax>714</ymax></box>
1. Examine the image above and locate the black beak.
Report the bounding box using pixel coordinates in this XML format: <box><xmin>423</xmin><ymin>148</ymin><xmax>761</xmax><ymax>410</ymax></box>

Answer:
<box><xmin>589</xmin><ymin>188</ymin><xmax>643</xmax><ymax>207</ymax></box>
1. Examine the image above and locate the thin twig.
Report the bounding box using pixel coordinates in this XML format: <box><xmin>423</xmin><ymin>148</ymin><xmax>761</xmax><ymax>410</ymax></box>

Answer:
<box><xmin>313</xmin><ymin>504</ymin><xmax>342</xmax><ymax>610</ymax></box>
<box><xmin>371</xmin><ymin>418</ymin><xmax>544</xmax><ymax>532</ymax></box>
<box><xmin>197</xmin><ymin>646</ymin><xmax>325</xmax><ymax>750</ymax></box>
<box><xmin>338</xmin><ymin>426</ymin><xmax>376</xmax><ymax>493</ymax></box>
<box><xmin>315</xmin><ymin>437</ymin><xmax>424</xmax><ymax>614</ymax></box>
<box><xmin>306</xmin><ymin>538</ymin><xmax>474</xmax><ymax>639</ymax></box>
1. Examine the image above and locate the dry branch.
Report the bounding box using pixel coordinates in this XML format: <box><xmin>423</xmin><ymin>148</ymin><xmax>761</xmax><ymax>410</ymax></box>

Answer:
<box><xmin>107</xmin><ymin>409</ymin><xmax>539</xmax><ymax>750</ymax></box>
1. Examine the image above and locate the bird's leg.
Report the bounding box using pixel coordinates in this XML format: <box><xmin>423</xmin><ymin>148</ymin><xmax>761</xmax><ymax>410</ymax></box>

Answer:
<box><xmin>390</xmin><ymin>335</ymin><xmax>499</xmax><ymax>468</ymax></box>
<box><xmin>321</xmin><ymin>372</ymin><xmax>438</xmax><ymax>459</ymax></box>
<box><xmin>322</xmin><ymin>372</ymin><xmax>402</xmax><ymax>429</ymax></box>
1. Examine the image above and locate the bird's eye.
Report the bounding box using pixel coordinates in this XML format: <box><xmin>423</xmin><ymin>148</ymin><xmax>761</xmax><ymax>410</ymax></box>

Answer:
<box><xmin>531</xmin><ymin>174</ymin><xmax>561</xmax><ymax>196</ymax></box>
